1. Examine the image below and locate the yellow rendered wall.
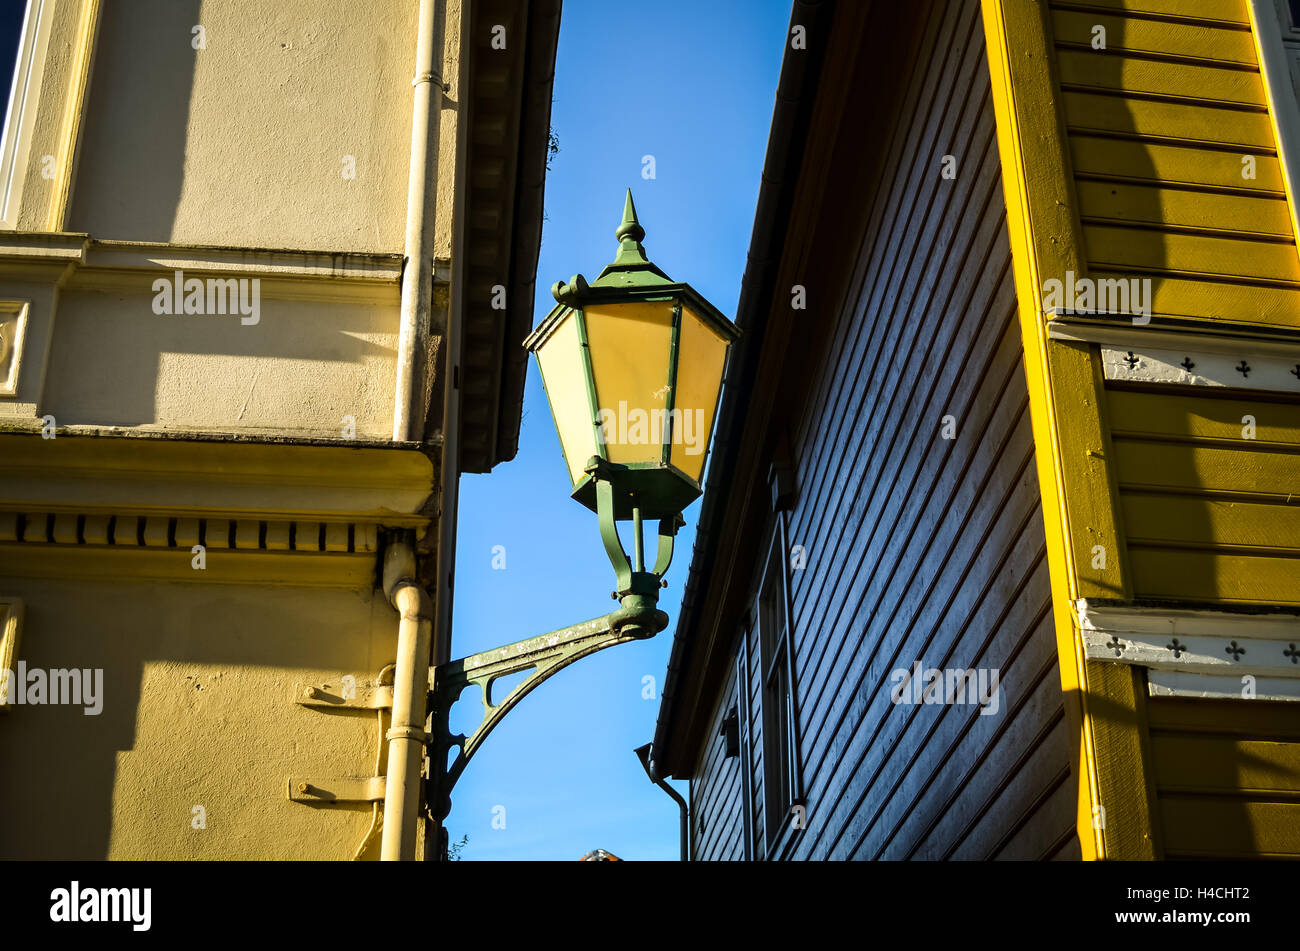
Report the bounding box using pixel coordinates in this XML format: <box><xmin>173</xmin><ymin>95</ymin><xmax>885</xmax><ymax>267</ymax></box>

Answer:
<box><xmin>0</xmin><ymin>577</ymin><xmax>398</xmax><ymax>859</ymax></box>
<box><xmin>66</xmin><ymin>0</ymin><xmax>418</xmax><ymax>253</ymax></box>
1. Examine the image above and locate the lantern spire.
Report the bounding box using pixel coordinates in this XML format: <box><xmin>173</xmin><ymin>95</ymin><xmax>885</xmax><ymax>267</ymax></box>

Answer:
<box><xmin>591</xmin><ymin>189</ymin><xmax>673</xmax><ymax>288</ymax></box>
<box><xmin>613</xmin><ymin>188</ymin><xmax>647</xmax><ymax>264</ymax></box>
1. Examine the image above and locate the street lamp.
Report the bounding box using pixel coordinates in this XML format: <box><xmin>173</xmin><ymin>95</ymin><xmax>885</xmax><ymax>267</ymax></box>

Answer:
<box><xmin>425</xmin><ymin>192</ymin><xmax>738</xmax><ymax>852</ymax></box>
<box><xmin>525</xmin><ymin>189</ymin><xmax>739</xmax><ymax>632</ymax></box>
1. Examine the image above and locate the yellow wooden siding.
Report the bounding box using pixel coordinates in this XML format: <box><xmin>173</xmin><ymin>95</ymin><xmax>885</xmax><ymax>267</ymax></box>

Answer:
<box><xmin>1149</xmin><ymin>698</ymin><xmax>1300</xmax><ymax>858</ymax></box>
<box><xmin>1050</xmin><ymin>0</ymin><xmax>1300</xmax><ymax>326</ymax></box>
<box><xmin>1055</xmin><ymin>0</ymin><xmax>1247</xmax><ymax>25</ymax></box>
<box><xmin>1107</xmin><ymin>385</ymin><xmax>1300</xmax><ymax>604</ymax></box>
<box><xmin>987</xmin><ymin>0</ymin><xmax>1300</xmax><ymax>861</ymax></box>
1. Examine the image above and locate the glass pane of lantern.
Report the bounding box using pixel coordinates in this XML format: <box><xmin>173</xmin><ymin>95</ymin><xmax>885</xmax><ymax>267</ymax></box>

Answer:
<box><xmin>583</xmin><ymin>300</ymin><xmax>674</xmax><ymax>466</ymax></box>
<box><xmin>670</xmin><ymin>303</ymin><xmax>729</xmax><ymax>483</ymax></box>
<box><xmin>535</xmin><ymin>310</ymin><xmax>599</xmax><ymax>487</ymax></box>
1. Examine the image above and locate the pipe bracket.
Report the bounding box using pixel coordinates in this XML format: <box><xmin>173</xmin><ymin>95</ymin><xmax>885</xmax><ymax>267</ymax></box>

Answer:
<box><xmin>288</xmin><ymin>776</ymin><xmax>386</xmax><ymax>803</ymax></box>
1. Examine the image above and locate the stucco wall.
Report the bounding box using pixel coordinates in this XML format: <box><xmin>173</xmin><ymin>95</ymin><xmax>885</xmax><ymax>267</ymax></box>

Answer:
<box><xmin>67</xmin><ymin>0</ymin><xmax>418</xmax><ymax>253</ymax></box>
<box><xmin>39</xmin><ymin>281</ymin><xmax>400</xmax><ymax>438</ymax></box>
<box><xmin>0</xmin><ymin>577</ymin><xmax>399</xmax><ymax>860</ymax></box>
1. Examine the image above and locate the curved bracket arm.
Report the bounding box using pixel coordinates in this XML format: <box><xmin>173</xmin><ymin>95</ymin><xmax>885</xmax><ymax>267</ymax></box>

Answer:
<box><xmin>653</xmin><ymin>512</ymin><xmax>685</xmax><ymax>578</ymax></box>
<box><xmin>428</xmin><ymin>604</ymin><xmax>667</xmax><ymax>820</ymax></box>
<box><xmin>594</xmin><ymin>477</ymin><xmax>633</xmax><ymax>592</ymax></box>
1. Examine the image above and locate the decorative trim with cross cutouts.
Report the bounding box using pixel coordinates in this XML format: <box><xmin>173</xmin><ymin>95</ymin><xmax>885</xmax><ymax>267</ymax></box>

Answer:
<box><xmin>1075</xmin><ymin>600</ymin><xmax>1300</xmax><ymax>701</ymax></box>
<box><xmin>1099</xmin><ymin>346</ymin><xmax>1300</xmax><ymax>393</ymax></box>
<box><xmin>1046</xmin><ymin>320</ymin><xmax>1300</xmax><ymax>394</ymax></box>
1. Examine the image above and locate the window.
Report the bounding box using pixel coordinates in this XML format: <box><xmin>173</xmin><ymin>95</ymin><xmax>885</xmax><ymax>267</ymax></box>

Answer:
<box><xmin>0</xmin><ymin>596</ymin><xmax>23</xmax><ymax>709</ymax></box>
<box><xmin>757</xmin><ymin>513</ymin><xmax>801</xmax><ymax>853</ymax></box>
<box><xmin>735</xmin><ymin>630</ymin><xmax>755</xmax><ymax>860</ymax></box>
<box><xmin>0</xmin><ymin>0</ymin><xmax>45</xmax><ymax>229</ymax></box>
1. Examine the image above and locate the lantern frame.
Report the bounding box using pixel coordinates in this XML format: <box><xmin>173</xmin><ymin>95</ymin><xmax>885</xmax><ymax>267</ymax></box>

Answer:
<box><xmin>526</xmin><ymin>280</ymin><xmax>737</xmax><ymax>521</ymax></box>
<box><xmin>524</xmin><ymin>192</ymin><xmax>740</xmax><ymax>523</ymax></box>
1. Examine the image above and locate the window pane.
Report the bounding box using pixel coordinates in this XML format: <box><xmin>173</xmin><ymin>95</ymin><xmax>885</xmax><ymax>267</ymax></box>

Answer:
<box><xmin>0</xmin><ymin>1</ymin><xmax>28</xmax><ymax>145</ymax></box>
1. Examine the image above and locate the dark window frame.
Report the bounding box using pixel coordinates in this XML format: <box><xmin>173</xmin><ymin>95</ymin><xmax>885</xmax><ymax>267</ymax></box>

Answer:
<box><xmin>754</xmin><ymin>509</ymin><xmax>803</xmax><ymax>858</ymax></box>
<box><xmin>734</xmin><ymin>627</ymin><xmax>755</xmax><ymax>861</ymax></box>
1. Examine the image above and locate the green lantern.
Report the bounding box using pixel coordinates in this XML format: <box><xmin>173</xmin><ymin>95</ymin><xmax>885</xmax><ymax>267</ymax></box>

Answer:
<box><xmin>526</xmin><ymin>190</ymin><xmax>739</xmax><ymax>518</ymax></box>
<box><xmin>524</xmin><ymin>190</ymin><xmax>739</xmax><ymax>624</ymax></box>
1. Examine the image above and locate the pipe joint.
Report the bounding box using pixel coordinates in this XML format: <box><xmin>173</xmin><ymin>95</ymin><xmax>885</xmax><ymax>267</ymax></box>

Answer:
<box><xmin>386</xmin><ymin>726</ymin><xmax>430</xmax><ymax>743</ymax></box>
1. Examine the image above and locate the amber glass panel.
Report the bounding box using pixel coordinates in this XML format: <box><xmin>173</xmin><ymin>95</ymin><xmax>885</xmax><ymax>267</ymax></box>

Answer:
<box><xmin>669</xmin><ymin>304</ymin><xmax>729</xmax><ymax>482</ymax></box>
<box><xmin>583</xmin><ymin>300</ymin><xmax>674</xmax><ymax>466</ymax></box>
<box><xmin>535</xmin><ymin>310</ymin><xmax>598</xmax><ymax>486</ymax></box>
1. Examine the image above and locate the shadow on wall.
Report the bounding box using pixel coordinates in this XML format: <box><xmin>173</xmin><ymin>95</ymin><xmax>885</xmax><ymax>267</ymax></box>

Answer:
<box><xmin>0</xmin><ymin>580</ymin><xmax>390</xmax><ymax>859</ymax></box>
<box><xmin>1070</xmin><ymin>10</ymin><xmax>1215</xmax><ymax>601</ymax></box>
<box><xmin>65</xmin><ymin>0</ymin><xmax>201</xmax><ymax>242</ymax></box>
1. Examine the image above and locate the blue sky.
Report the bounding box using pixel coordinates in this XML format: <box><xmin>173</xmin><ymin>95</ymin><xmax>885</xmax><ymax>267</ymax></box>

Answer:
<box><xmin>446</xmin><ymin>0</ymin><xmax>790</xmax><ymax>859</ymax></box>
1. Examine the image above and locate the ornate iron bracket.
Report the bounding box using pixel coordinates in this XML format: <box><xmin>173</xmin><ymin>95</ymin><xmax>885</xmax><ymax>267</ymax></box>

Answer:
<box><xmin>428</xmin><ymin>607</ymin><xmax>661</xmax><ymax>822</ymax></box>
<box><xmin>426</xmin><ymin>467</ymin><xmax>683</xmax><ymax>826</ymax></box>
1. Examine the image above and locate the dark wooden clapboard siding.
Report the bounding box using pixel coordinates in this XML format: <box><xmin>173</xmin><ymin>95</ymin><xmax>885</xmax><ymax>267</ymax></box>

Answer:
<box><xmin>1148</xmin><ymin>698</ymin><xmax>1300</xmax><ymax>858</ymax></box>
<box><xmin>688</xmin><ymin>660</ymin><xmax>744</xmax><ymax>861</ymax></box>
<box><xmin>797</xmin><ymin>3</ymin><xmax>1070</xmax><ymax>861</ymax></box>
<box><xmin>687</xmin><ymin>0</ymin><xmax>1075</xmax><ymax>861</ymax></box>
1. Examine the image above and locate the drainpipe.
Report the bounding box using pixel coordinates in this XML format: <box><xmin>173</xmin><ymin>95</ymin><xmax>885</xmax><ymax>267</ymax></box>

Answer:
<box><xmin>381</xmin><ymin>539</ymin><xmax>433</xmax><ymax>860</ymax></box>
<box><xmin>393</xmin><ymin>0</ymin><xmax>444</xmax><ymax>441</ymax></box>
<box><xmin>634</xmin><ymin>743</ymin><xmax>689</xmax><ymax>861</ymax></box>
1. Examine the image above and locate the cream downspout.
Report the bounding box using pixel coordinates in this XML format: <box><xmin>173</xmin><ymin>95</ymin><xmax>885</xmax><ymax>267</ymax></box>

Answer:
<box><xmin>393</xmin><ymin>0</ymin><xmax>443</xmax><ymax>442</ymax></box>
<box><xmin>381</xmin><ymin>540</ymin><xmax>433</xmax><ymax>860</ymax></box>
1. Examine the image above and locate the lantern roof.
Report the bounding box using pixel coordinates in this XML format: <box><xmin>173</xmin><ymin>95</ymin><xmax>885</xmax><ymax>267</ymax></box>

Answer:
<box><xmin>589</xmin><ymin>189</ymin><xmax>674</xmax><ymax>289</ymax></box>
<box><xmin>526</xmin><ymin>191</ymin><xmax>740</xmax><ymax>353</ymax></box>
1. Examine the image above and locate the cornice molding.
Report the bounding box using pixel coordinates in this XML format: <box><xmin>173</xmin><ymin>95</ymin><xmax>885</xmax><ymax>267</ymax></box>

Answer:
<box><xmin>0</xmin><ymin>434</ymin><xmax>436</xmax><ymax>523</ymax></box>
<box><xmin>0</xmin><ymin>543</ymin><xmax>376</xmax><ymax>589</ymax></box>
<box><xmin>0</xmin><ymin>509</ymin><xmax>383</xmax><ymax>589</ymax></box>
<box><xmin>0</xmin><ymin>234</ymin><xmax>456</xmax><ymax>304</ymax></box>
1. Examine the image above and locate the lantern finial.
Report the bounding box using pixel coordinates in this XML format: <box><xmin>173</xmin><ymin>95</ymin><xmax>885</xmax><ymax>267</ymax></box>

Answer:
<box><xmin>592</xmin><ymin>190</ymin><xmax>673</xmax><ymax>287</ymax></box>
<box><xmin>612</xmin><ymin>189</ymin><xmax>650</xmax><ymax>266</ymax></box>
<box><xmin>615</xmin><ymin>188</ymin><xmax>646</xmax><ymax>248</ymax></box>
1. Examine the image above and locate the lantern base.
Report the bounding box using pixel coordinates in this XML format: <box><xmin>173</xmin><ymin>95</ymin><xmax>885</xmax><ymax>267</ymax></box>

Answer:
<box><xmin>572</xmin><ymin>460</ymin><xmax>701</xmax><ymax>521</ymax></box>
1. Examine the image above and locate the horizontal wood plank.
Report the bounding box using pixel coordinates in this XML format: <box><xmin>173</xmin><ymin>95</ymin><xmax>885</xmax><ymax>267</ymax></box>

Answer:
<box><xmin>1148</xmin><ymin>697</ymin><xmax>1300</xmax><ymax>736</ymax></box>
<box><xmin>1049</xmin><ymin>0</ymin><xmax>1248</xmax><ymax>26</ymax></box>
<box><xmin>1108</xmin><ymin>388</ymin><xmax>1300</xmax><ymax>443</ymax></box>
<box><xmin>1160</xmin><ymin>796</ymin><xmax>1300</xmax><ymax>855</ymax></box>
<box><xmin>1056</xmin><ymin>49</ymin><xmax>1264</xmax><ymax>106</ymax></box>
<box><xmin>1090</xmin><ymin>271</ymin><xmax>1300</xmax><ymax>325</ymax></box>
<box><xmin>1129</xmin><ymin>547</ymin><xmax>1300</xmax><ymax>604</ymax></box>
<box><xmin>1071</xmin><ymin>135</ymin><xmax>1284</xmax><ymax>193</ymax></box>
<box><xmin>1121</xmin><ymin>493</ymin><xmax>1300</xmax><ymax>551</ymax></box>
<box><xmin>1152</xmin><ymin>733</ymin><xmax>1300</xmax><ymax>793</ymax></box>
<box><xmin>1083</xmin><ymin>224</ymin><xmax>1300</xmax><ymax>282</ymax></box>
<box><xmin>1077</xmin><ymin>180</ymin><xmax>1293</xmax><ymax>237</ymax></box>
<box><xmin>1052</xmin><ymin>9</ymin><xmax>1257</xmax><ymax>65</ymax></box>
<box><xmin>1062</xmin><ymin>91</ymin><xmax>1273</xmax><ymax>149</ymax></box>
<box><xmin>1112</xmin><ymin>439</ymin><xmax>1300</xmax><ymax>496</ymax></box>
